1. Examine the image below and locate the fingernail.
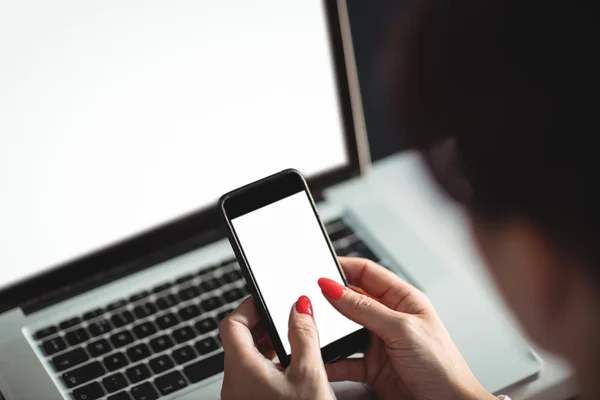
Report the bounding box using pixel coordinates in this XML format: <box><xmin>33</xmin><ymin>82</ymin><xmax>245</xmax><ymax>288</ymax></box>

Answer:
<box><xmin>318</xmin><ymin>278</ymin><xmax>347</xmax><ymax>299</ymax></box>
<box><xmin>296</xmin><ymin>295</ymin><xmax>313</xmax><ymax>316</ymax></box>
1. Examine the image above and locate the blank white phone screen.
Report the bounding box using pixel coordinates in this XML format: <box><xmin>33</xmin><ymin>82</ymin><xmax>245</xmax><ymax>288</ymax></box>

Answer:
<box><xmin>231</xmin><ymin>192</ymin><xmax>361</xmax><ymax>354</ymax></box>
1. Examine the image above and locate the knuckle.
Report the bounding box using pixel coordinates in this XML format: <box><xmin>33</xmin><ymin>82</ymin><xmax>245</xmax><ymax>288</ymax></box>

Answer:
<box><xmin>288</xmin><ymin>361</ymin><xmax>320</xmax><ymax>383</ymax></box>
<box><xmin>382</xmin><ymin>314</ymin><xmax>422</xmax><ymax>347</ymax></box>
<box><xmin>218</xmin><ymin>316</ymin><xmax>236</xmax><ymax>338</ymax></box>
<box><xmin>351</xmin><ymin>294</ymin><xmax>375</xmax><ymax>314</ymax></box>
<box><xmin>291</xmin><ymin>321</ymin><xmax>319</xmax><ymax>341</ymax></box>
<box><xmin>397</xmin><ymin>314</ymin><xmax>422</xmax><ymax>338</ymax></box>
<box><xmin>218</xmin><ymin>316</ymin><xmax>232</xmax><ymax>333</ymax></box>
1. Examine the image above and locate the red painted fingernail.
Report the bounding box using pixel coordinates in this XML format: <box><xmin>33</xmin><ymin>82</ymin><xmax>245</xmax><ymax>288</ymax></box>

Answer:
<box><xmin>318</xmin><ymin>278</ymin><xmax>347</xmax><ymax>299</ymax></box>
<box><xmin>296</xmin><ymin>295</ymin><xmax>313</xmax><ymax>316</ymax></box>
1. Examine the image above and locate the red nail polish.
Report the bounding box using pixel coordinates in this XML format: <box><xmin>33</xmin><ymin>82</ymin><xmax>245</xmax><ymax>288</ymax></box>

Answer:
<box><xmin>318</xmin><ymin>278</ymin><xmax>346</xmax><ymax>299</ymax></box>
<box><xmin>296</xmin><ymin>295</ymin><xmax>313</xmax><ymax>316</ymax></box>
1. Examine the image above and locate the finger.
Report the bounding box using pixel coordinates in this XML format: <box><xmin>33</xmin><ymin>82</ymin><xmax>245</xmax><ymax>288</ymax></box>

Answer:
<box><xmin>257</xmin><ymin>345</ymin><xmax>276</xmax><ymax>361</ymax></box>
<box><xmin>251</xmin><ymin>321</ymin><xmax>267</xmax><ymax>344</ymax></box>
<box><xmin>325</xmin><ymin>358</ymin><xmax>367</xmax><ymax>383</ymax></box>
<box><xmin>256</xmin><ymin>334</ymin><xmax>276</xmax><ymax>360</ymax></box>
<box><xmin>219</xmin><ymin>297</ymin><xmax>264</xmax><ymax>358</ymax></box>
<box><xmin>318</xmin><ymin>277</ymin><xmax>403</xmax><ymax>340</ymax></box>
<box><xmin>349</xmin><ymin>284</ymin><xmax>380</xmax><ymax>301</ymax></box>
<box><xmin>287</xmin><ymin>295</ymin><xmax>324</xmax><ymax>378</ymax></box>
<box><xmin>338</xmin><ymin>257</ymin><xmax>425</xmax><ymax>310</ymax></box>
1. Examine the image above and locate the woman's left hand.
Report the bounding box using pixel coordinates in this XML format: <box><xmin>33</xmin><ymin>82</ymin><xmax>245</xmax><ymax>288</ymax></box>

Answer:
<box><xmin>219</xmin><ymin>296</ymin><xmax>335</xmax><ymax>400</ymax></box>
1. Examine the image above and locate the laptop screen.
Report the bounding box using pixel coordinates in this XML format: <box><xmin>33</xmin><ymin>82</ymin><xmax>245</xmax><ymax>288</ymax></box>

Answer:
<box><xmin>0</xmin><ymin>1</ymin><xmax>350</xmax><ymax>290</ymax></box>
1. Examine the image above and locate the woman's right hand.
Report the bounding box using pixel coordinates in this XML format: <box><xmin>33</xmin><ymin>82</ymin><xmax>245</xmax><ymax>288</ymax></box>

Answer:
<box><xmin>320</xmin><ymin>257</ymin><xmax>497</xmax><ymax>400</ymax></box>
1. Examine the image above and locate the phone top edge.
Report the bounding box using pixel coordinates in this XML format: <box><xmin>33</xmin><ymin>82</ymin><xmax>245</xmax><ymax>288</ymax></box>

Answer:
<box><xmin>220</xmin><ymin>168</ymin><xmax>305</xmax><ymax>201</ymax></box>
<box><xmin>219</xmin><ymin>168</ymin><xmax>309</xmax><ymax>220</ymax></box>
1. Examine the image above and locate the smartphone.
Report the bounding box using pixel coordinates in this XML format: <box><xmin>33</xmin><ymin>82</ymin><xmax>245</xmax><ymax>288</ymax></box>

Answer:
<box><xmin>220</xmin><ymin>169</ymin><xmax>369</xmax><ymax>367</ymax></box>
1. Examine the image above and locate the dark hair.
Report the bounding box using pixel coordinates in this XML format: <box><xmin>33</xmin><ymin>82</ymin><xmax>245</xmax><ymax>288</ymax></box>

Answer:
<box><xmin>393</xmin><ymin>1</ymin><xmax>599</xmax><ymax>277</ymax></box>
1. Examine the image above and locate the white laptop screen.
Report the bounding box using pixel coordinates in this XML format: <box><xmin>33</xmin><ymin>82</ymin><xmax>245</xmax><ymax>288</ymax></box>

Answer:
<box><xmin>0</xmin><ymin>1</ymin><xmax>349</xmax><ymax>289</ymax></box>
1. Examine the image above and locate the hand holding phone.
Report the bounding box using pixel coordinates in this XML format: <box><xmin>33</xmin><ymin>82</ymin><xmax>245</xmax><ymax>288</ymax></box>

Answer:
<box><xmin>220</xmin><ymin>169</ymin><xmax>369</xmax><ymax>367</ymax></box>
<box><xmin>219</xmin><ymin>296</ymin><xmax>336</xmax><ymax>400</ymax></box>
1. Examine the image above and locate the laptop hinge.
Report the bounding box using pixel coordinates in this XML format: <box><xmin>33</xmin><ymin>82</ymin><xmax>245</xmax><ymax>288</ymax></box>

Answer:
<box><xmin>19</xmin><ymin>228</ymin><xmax>224</xmax><ymax>315</ymax></box>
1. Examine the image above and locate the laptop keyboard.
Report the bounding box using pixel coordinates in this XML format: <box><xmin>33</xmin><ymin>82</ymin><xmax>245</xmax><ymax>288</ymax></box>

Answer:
<box><xmin>32</xmin><ymin>218</ymin><xmax>380</xmax><ymax>400</ymax></box>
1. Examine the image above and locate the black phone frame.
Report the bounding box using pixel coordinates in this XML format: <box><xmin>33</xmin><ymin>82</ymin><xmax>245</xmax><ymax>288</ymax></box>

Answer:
<box><xmin>220</xmin><ymin>168</ymin><xmax>369</xmax><ymax>367</ymax></box>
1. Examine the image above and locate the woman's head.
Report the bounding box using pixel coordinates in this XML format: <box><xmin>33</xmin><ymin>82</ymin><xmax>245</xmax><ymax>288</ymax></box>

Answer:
<box><xmin>393</xmin><ymin>0</ymin><xmax>599</xmax><ymax>366</ymax></box>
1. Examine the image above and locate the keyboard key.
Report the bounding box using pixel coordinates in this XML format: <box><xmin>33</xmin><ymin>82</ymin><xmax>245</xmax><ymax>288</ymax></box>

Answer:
<box><xmin>127</xmin><ymin>343</ymin><xmax>151</xmax><ymax>362</ymax></box>
<box><xmin>200</xmin><ymin>278</ymin><xmax>220</xmax><ymax>292</ymax></box>
<box><xmin>59</xmin><ymin>317</ymin><xmax>82</xmax><ymax>330</ymax></box>
<box><xmin>111</xmin><ymin>310</ymin><xmax>134</xmax><ymax>328</ymax></box>
<box><xmin>156</xmin><ymin>294</ymin><xmax>179</xmax><ymax>310</ymax></box>
<box><xmin>217</xmin><ymin>308</ymin><xmax>233</xmax><ymax>321</ymax></box>
<box><xmin>65</xmin><ymin>327</ymin><xmax>90</xmax><ymax>346</ymax></box>
<box><xmin>34</xmin><ymin>325</ymin><xmax>58</xmax><ymax>340</ymax></box>
<box><xmin>335</xmin><ymin>246</ymin><xmax>352</xmax><ymax>257</ymax></box>
<box><xmin>126</xmin><ymin>363</ymin><xmax>152</xmax><ymax>384</ymax></box>
<box><xmin>148</xmin><ymin>355</ymin><xmax>174</xmax><ymax>374</ymax></box>
<box><xmin>200</xmin><ymin>296</ymin><xmax>223</xmax><ymax>311</ymax></box>
<box><xmin>149</xmin><ymin>335</ymin><xmax>174</xmax><ymax>353</ymax></box>
<box><xmin>195</xmin><ymin>336</ymin><xmax>220</xmax><ymax>355</ymax></box>
<box><xmin>41</xmin><ymin>336</ymin><xmax>67</xmax><ymax>355</ymax></box>
<box><xmin>132</xmin><ymin>321</ymin><xmax>157</xmax><ymax>339</ymax></box>
<box><xmin>108</xmin><ymin>391</ymin><xmax>133</xmax><ymax>400</ymax></box>
<box><xmin>172</xmin><ymin>326</ymin><xmax>197</xmax><ymax>344</ymax></box>
<box><xmin>328</xmin><ymin>225</ymin><xmax>353</xmax><ymax>242</ymax></box>
<box><xmin>62</xmin><ymin>361</ymin><xmax>105</xmax><ymax>388</ymax></box>
<box><xmin>183</xmin><ymin>352</ymin><xmax>224</xmax><ymax>383</ymax></box>
<box><xmin>178</xmin><ymin>304</ymin><xmax>201</xmax><ymax>321</ymax></box>
<box><xmin>154</xmin><ymin>370</ymin><xmax>188</xmax><ymax>396</ymax></box>
<box><xmin>52</xmin><ymin>347</ymin><xmax>89</xmax><ymax>371</ymax></box>
<box><xmin>222</xmin><ymin>270</ymin><xmax>243</xmax><ymax>283</ymax></box>
<box><xmin>351</xmin><ymin>241</ymin><xmax>378</xmax><ymax>261</ymax></box>
<box><xmin>104</xmin><ymin>352</ymin><xmax>129</xmax><ymax>371</ymax></box>
<box><xmin>178</xmin><ymin>286</ymin><xmax>200</xmax><ymax>301</ymax></box>
<box><xmin>152</xmin><ymin>282</ymin><xmax>172</xmax><ymax>294</ymax></box>
<box><xmin>133</xmin><ymin>302</ymin><xmax>158</xmax><ymax>319</ymax></box>
<box><xmin>88</xmin><ymin>319</ymin><xmax>113</xmax><ymax>336</ymax></box>
<box><xmin>110</xmin><ymin>330</ymin><xmax>135</xmax><ymax>348</ymax></box>
<box><xmin>339</xmin><ymin>233</ymin><xmax>360</xmax><ymax>248</ymax></box>
<box><xmin>71</xmin><ymin>381</ymin><xmax>105</xmax><ymax>400</ymax></box>
<box><xmin>102</xmin><ymin>372</ymin><xmax>128</xmax><ymax>393</ymax></box>
<box><xmin>195</xmin><ymin>318</ymin><xmax>218</xmax><ymax>334</ymax></box>
<box><xmin>198</xmin><ymin>265</ymin><xmax>217</xmax><ymax>276</ymax></box>
<box><xmin>223</xmin><ymin>287</ymin><xmax>245</xmax><ymax>303</ymax></box>
<box><xmin>130</xmin><ymin>382</ymin><xmax>159</xmax><ymax>400</ymax></box>
<box><xmin>325</xmin><ymin>218</ymin><xmax>343</xmax><ymax>229</ymax></box>
<box><xmin>175</xmin><ymin>274</ymin><xmax>194</xmax><ymax>284</ymax></box>
<box><xmin>87</xmin><ymin>338</ymin><xmax>112</xmax><ymax>357</ymax></box>
<box><xmin>130</xmin><ymin>291</ymin><xmax>150</xmax><ymax>302</ymax></box>
<box><xmin>107</xmin><ymin>299</ymin><xmax>127</xmax><ymax>311</ymax></box>
<box><xmin>172</xmin><ymin>345</ymin><xmax>197</xmax><ymax>365</ymax></box>
<box><xmin>155</xmin><ymin>313</ymin><xmax>179</xmax><ymax>330</ymax></box>
<box><xmin>83</xmin><ymin>308</ymin><xmax>105</xmax><ymax>321</ymax></box>
<box><xmin>220</xmin><ymin>258</ymin><xmax>237</xmax><ymax>267</ymax></box>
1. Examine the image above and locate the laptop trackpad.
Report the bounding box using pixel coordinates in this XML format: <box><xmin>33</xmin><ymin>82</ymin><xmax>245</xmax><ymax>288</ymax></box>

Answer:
<box><xmin>174</xmin><ymin>380</ymin><xmax>375</xmax><ymax>400</ymax></box>
<box><xmin>174</xmin><ymin>380</ymin><xmax>375</xmax><ymax>399</ymax></box>
<box><xmin>426</xmin><ymin>275</ymin><xmax>540</xmax><ymax>393</ymax></box>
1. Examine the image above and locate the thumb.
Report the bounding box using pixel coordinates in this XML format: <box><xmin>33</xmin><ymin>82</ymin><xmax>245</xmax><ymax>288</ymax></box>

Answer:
<box><xmin>318</xmin><ymin>277</ymin><xmax>401</xmax><ymax>340</ymax></box>
<box><xmin>287</xmin><ymin>295</ymin><xmax>324</xmax><ymax>379</ymax></box>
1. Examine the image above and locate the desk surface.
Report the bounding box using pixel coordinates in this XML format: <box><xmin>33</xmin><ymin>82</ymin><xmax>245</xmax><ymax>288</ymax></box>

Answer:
<box><xmin>333</xmin><ymin>152</ymin><xmax>577</xmax><ymax>400</ymax></box>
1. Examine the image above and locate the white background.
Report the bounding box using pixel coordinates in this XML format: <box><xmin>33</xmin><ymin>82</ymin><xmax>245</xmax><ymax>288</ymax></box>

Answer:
<box><xmin>232</xmin><ymin>192</ymin><xmax>361</xmax><ymax>354</ymax></box>
<box><xmin>0</xmin><ymin>0</ymin><xmax>348</xmax><ymax>288</ymax></box>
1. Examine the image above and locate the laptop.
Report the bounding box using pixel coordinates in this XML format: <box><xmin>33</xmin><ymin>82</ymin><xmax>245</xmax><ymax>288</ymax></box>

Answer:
<box><xmin>0</xmin><ymin>1</ymin><xmax>539</xmax><ymax>399</ymax></box>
